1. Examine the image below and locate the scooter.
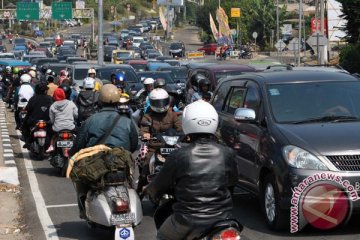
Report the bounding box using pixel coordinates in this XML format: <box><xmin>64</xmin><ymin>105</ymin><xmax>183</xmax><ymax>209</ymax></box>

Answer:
<box><xmin>83</xmin><ymin>171</ymin><xmax>143</xmax><ymax>240</ymax></box>
<box><xmin>28</xmin><ymin>120</ymin><xmax>48</xmax><ymax>160</ymax></box>
<box><xmin>49</xmin><ymin>130</ymin><xmax>75</xmax><ymax>177</ymax></box>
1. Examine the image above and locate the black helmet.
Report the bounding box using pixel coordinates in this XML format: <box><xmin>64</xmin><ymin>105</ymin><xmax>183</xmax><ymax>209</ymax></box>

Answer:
<box><xmin>154</xmin><ymin>78</ymin><xmax>166</xmax><ymax>89</ymax></box>
<box><xmin>59</xmin><ymin>84</ymin><xmax>72</xmax><ymax>99</ymax></box>
<box><xmin>198</xmin><ymin>78</ymin><xmax>211</xmax><ymax>89</ymax></box>
<box><xmin>190</xmin><ymin>74</ymin><xmax>206</xmax><ymax>88</ymax></box>
<box><xmin>35</xmin><ymin>82</ymin><xmax>49</xmax><ymax>95</ymax></box>
<box><xmin>18</xmin><ymin>69</ymin><xmax>28</xmax><ymax>77</ymax></box>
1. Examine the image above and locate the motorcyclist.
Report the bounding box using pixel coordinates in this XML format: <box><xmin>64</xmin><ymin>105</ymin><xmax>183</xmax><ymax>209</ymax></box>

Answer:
<box><xmin>40</xmin><ymin>65</ymin><xmax>48</xmax><ymax>82</ymax></box>
<box><xmin>137</xmin><ymin>88</ymin><xmax>182</xmax><ymax>193</ymax></box>
<box><xmin>87</xmin><ymin>68</ymin><xmax>102</xmax><ymax>91</ymax></box>
<box><xmin>136</xmin><ymin>77</ymin><xmax>154</xmax><ymax>113</ymax></box>
<box><xmin>57</xmin><ymin>70</ymin><xmax>70</xmax><ymax>85</ymax></box>
<box><xmin>144</xmin><ymin>100</ymin><xmax>238</xmax><ymax>240</ymax></box>
<box><xmin>154</xmin><ymin>78</ymin><xmax>181</xmax><ymax>113</ymax></box>
<box><xmin>2</xmin><ymin>66</ymin><xmax>14</xmax><ymax>102</ymax></box>
<box><xmin>111</xmin><ymin>72</ymin><xmax>128</xmax><ymax>95</ymax></box>
<box><xmin>75</xmin><ymin>77</ymin><xmax>99</xmax><ymax>125</ymax></box>
<box><xmin>14</xmin><ymin>74</ymin><xmax>34</xmax><ymax>129</ymax></box>
<box><xmin>46</xmin><ymin>87</ymin><xmax>78</xmax><ymax>152</ymax></box>
<box><xmin>22</xmin><ymin>82</ymin><xmax>53</xmax><ymax>149</ymax></box>
<box><xmin>28</xmin><ymin>67</ymin><xmax>38</xmax><ymax>85</ymax></box>
<box><xmin>186</xmin><ymin>73</ymin><xmax>205</xmax><ymax>104</ymax></box>
<box><xmin>191</xmin><ymin>78</ymin><xmax>213</xmax><ymax>102</ymax></box>
<box><xmin>46</xmin><ymin>75</ymin><xmax>58</xmax><ymax>97</ymax></box>
<box><xmin>69</xmin><ymin>84</ymin><xmax>138</xmax><ymax>219</ymax></box>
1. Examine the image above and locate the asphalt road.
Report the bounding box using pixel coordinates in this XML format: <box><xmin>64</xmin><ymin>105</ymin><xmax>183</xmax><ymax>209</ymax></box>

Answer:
<box><xmin>5</xmin><ymin>24</ymin><xmax>360</xmax><ymax>240</ymax></box>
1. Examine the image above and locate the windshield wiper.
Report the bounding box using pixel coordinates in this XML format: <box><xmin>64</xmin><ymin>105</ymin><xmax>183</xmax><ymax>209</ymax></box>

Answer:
<box><xmin>292</xmin><ymin>115</ymin><xmax>360</xmax><ymax>124</ymax></box>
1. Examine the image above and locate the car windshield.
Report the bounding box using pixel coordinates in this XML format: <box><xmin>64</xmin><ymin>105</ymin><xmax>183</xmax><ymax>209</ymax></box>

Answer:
<box><xmin>117</xmin><ymin>52</ymin><xmax>131</xmax><ymax>58</ymax></box>
<box><xmin>170</xmin><ymin>43</ymin><xmax>182</xmax><ymax>49</ymax></box>
<box><xmin>138</xmin><ymin>72</ymin><xmax>174</xmax><ymax>84</ymax></box>
<box><xmin>131</xmin><ymin>64</ymin><xmax>147</xmax><ymax>72</ymax></box>
<box><xmin>268</xmin><ymin>81</ymin><xmax>360</xmax><ymax>123</ymax></box>
<box><xmin>164</xmin><ymin>68</ymin><xmax>187</xmax><ymax>78</ymax></box>
<box><xmin>215</xmin><ymin>71</ymin><xmax>245</xmax><ymax>81</ymax></box>
<box><xmin>97</xmin><ymin>68</ymin><xmax>139</xmax><ymax>82</ymax></box>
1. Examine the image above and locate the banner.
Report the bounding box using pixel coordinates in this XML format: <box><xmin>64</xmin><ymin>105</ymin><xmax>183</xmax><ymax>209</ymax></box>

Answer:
<box><xmin>159</xmin><ymin>7</ymin><xmax>167</xmax><ymax>30</ymax></box>
<box><xmin>209</xmin><ymin>13</ymin><xmax>218</xmax><ymax>41</ymax></box>
<box><xmin>216</xmin><ymin>7</ymin><xmax>231</xmax><ymax>37</ymax></box>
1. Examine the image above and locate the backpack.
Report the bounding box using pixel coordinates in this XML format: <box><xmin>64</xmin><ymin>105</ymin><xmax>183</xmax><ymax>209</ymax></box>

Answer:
<box><xmin>79</xmin><ymin>92</ymin><xmax>98</xmax><ymax>120</ymax></box>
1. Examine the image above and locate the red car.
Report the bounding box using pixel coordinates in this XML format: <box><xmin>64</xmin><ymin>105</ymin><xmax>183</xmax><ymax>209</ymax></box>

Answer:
<box><xmin>198</xmin><ymin>43</ymin><xmax>218</xmax><ymax>55</ymax></box>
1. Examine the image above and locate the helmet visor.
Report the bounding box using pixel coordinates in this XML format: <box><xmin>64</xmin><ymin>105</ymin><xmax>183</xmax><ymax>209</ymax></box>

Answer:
<box><xmin>150</xmin><ymin>98</ymin><xmax>170</xmax><ymax>112</ymax></box>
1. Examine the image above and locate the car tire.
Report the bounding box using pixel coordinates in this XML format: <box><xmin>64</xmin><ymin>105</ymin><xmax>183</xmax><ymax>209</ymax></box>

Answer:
<box><xmin>261</xmin><ymin>174</ymin><xmax>288</xmax><ymax>231</ymax></box>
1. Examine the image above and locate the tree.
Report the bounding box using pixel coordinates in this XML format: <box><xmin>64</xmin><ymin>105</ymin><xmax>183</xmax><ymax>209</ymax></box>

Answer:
<box><xmin>195</xmin><ymin>0</ymin><xmax>287</xmax><ymax>49</ymax></box>
<box><xmin>337</xmin><ymin>0</ymin><xmax>360</xmax><ymax>44</ymax></box>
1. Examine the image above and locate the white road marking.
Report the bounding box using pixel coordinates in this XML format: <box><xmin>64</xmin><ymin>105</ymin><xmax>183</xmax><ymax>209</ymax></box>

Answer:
<box><xmin>17</xmin><ymin>130</ymin><xmax>60</xmax><ymax>240</ymax></box>
<box><xmin>46</xmin><ymin>203</ymin><xmax>78</xmax><ymax>209</ymax></box>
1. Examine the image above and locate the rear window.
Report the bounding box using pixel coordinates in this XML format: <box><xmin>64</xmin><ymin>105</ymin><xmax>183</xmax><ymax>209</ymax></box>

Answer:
<box><xmin>215</xmin><ymin>71</ymin><xmax>245</xmax><ymax>82</ymax></box>
<box><xmin>131</xmin><ymin>64</ymin><xmax>147</xmax><ymax>72</ymax></box>
<box><xmin>73</xmin><ymin>68</ymin><xmax>89</xmax><ymax>81</ymax></box>
<box><xmin>138</xmin><ymin>72</ymin><xmax>174</xmax><ymax>84</ymax></box>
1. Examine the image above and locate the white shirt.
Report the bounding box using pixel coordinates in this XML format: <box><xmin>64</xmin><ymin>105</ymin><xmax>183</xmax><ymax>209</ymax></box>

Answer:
<box><xmin>17</xmin><ymin>84</ymin><xmax>34</xmax><ymax>107</ymax></box>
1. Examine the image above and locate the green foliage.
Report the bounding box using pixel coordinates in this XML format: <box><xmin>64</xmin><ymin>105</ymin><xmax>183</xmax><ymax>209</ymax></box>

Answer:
<box><xmin>337</xmin><ymin>0</ymin><xmax>360</xmax><ymax>44</ymax></box>
<box><xmin>195</xmin><ymin>0</ymin><xmax>287</xmax><ymax>50</ymax></box>
<box><xmin>339</xmin><ymin>43</ymin><xmax>360</xmax><ymax>74</ymax></box>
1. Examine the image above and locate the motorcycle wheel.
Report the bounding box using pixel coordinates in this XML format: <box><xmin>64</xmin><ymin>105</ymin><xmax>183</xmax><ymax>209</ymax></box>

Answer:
<box><xmin>60</xmin><ymin>159</ymin><xmax>68</xmax><ymax>177</ymax></box>
<box><xmin>37</xmin><ymin>146</ymin><xmax>45</xmax><ymax>160</ymax></box>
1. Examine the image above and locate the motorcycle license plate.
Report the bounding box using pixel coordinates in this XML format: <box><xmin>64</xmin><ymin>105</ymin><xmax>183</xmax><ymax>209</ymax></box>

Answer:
<box><xmin>57</xmin><ymin>141</ymin><xmax>73</xmax><ymax>148</ymax></box>
<box><xmin>34</xmin><ymin>131</ymin><xmax>46</xmax><ymax>138</ymax></box>
<box><xmin>160</xmin><ymin>148</ymin><xmax>175</xmax><ymax>155</ymax></box>
<box><xmin>110</xmin><ymin>213</ymin><xmax>135</xmax><ymax>225</ymax></box>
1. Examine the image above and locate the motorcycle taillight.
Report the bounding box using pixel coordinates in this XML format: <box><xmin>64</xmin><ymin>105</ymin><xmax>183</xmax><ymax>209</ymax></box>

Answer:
<box><xmin>60</xmin><ymin>132</ymin><xmax>71</xmax><ymax>140</ymax></box>
<box><xmin>36</xmin><ymin>121</ymin><xmax>46</xmax><ymax>129</ymax></box>
<box><xmin>212</xmin><ymin>228</ymin><xmax>241</xmax><ymax>240</ymax></box>
<box><xmin>113</xmin><ymin>198</ymin><xmax>130</xmax><ymax>213</ymax></box>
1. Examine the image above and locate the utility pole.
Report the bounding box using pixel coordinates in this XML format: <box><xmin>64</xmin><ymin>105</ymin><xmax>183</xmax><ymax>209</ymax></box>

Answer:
<box><xmin>98</xmin><ymin>0</ymin><xmax>104</xmax><ymax>65</ymax></box>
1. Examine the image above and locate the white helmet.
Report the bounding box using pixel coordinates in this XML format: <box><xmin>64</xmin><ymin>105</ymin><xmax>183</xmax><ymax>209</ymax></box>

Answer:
<box><xmin>143</xmin><ymin>77</ymin><xmax>155</xmax><ymax>85</ymax></box>
<box><xmin>20</xmin><ymin>74</ymin><xmax>32</xmax><ymax>84</ymax></box>
<box><xmin>5</xmin><ymin>66</ymin><xmax>11</xmax><ymax>72</ymax></box>
<box><xmin>83</xmin><ymin>77</ymin><xmax>95</xmax><ymax>89</ymax></box>
<box><xmin>28</xmin><ymin>70</ymin><xmax>36</xmax><ymax>78</ymax></box>
<box><xmin>88</xmin><ymin>68</ymin><xmax>96</xmax><ymax>75</ymax></box>
<box><xmin>46</xmin><ymin>69</ymin><xmax>52</xmax><ymax>75</ymax></box>
<box><xmin>149</xmin><ymin>88</ymin><xmax>169</xmax><ymax>113</ymax></box>
<box><xmin>182</xmin><ymin>100</ymin><xmax>219</xmax><ymax>135</ymax></box>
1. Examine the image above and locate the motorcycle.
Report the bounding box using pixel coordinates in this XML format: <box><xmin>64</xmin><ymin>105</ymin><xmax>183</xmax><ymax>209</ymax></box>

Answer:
<box><xmin>17</xmin><ymin>98</ymin><xmax>29</xmax><ymax>127</ymax></box>
<box><xmin>83</xmin><ymin>170</ymin><xmax>143</xmax><ymax>240</ymax></box>
<box><xmin>49</xmin><ymin>130</ymin><xmax>75</xmax><ymax>177</ymax></box>
<box><xmin>28</xmin><ymin>120</ymin><xmax>48</xmax><ymax>160</ymax></box>
<box><xmin>239</xmin><ymin>49</ymin><xmax>252</xmax><ymax>59</ymax></box>
<box><xmin>147</xmin><ymin>175</ymin><xmax>244</xmax><ymax>240</ymax></box>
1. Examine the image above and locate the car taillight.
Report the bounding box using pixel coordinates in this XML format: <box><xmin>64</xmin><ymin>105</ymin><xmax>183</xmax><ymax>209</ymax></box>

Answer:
<box><xmin>113</xmin><ymin>198</ymin><xmax>130</xmax><ymax>213</ymax></box>
<box><xmin>60</xmin><ymin>132</ymin><xmax>71</xmax><ymax>140</ymax></box>
<box><xmin>36</xmin><ymin>121</ymin><xmax>46</xmax><ymax>129</ymax></box>
<box><xmin>212</xmin><ymin>228</ymin><xmax>241</xmax><ymax>240</ymax></box>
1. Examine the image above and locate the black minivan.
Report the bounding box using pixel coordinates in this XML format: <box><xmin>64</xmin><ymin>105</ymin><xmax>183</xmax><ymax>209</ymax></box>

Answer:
<box><xmin>211</xmin><ymin>70</ymin><xmax>360</xmax><ymax>230</ymax></box>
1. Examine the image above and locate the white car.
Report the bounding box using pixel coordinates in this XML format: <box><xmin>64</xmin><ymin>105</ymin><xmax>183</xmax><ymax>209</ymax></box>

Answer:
<box><xmin>135</xmin><ymin>24</ymin><xmax>144</xmax><ymax>33</ymax></box>
<box><xmin>132</xmin><ymin>36</ymin><xmax>144</xmax><ymax>48</ymax></box>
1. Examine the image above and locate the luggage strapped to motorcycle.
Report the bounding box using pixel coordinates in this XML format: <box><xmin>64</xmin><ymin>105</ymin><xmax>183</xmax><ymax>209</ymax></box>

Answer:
<box><xmin>68</xmin><ymin>113</ymin><xmax>135</xmax><ymax>189</ymax></box>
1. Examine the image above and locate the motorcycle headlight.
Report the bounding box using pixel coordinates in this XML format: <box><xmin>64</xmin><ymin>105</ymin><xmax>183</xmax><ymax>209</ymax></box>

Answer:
<box><xmin>162</xmin><ymin>136</ymin><xmax>179</xmax><ymax>146</ymax></box>
<box><xmin>283</xmin><ymin>145</ymin><xmax>328</xmax><ymax>170</ymax></box>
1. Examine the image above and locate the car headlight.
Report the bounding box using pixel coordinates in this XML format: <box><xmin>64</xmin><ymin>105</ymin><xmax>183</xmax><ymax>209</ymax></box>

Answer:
<box><xmin>283</xmin><ymin>145</ymin><xmax>328</xmax><ymax>170</ymax></box>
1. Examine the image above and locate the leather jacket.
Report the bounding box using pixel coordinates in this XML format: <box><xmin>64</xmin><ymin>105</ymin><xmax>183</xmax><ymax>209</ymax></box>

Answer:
<box><xmin>147</xmin><ymin>137</ymin><xmax>238</xmax><ymax>226</ymax></box>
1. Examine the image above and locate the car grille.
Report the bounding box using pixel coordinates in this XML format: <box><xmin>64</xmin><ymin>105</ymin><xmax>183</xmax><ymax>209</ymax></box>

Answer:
<box><xmin>327</xmin><ymin>155</ymin><xmax>360</xmax><ymax>171</ymax></box>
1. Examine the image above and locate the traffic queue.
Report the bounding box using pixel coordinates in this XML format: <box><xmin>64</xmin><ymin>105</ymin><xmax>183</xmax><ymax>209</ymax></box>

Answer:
<box><xmin>1</xmin><ymin>18</ymin><xmax>360</xmax><ymax>239</ymax></box>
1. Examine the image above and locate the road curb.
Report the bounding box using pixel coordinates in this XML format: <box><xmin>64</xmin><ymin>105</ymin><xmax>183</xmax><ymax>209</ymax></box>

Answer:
<box><xmin>0</xmin><ymin>100</ymin><xmax>19</xmax><ymax>186</ymax></box>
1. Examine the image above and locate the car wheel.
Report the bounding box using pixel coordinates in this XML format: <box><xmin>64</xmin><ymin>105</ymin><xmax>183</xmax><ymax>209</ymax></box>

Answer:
<box><xmin>261</xmin><ymin>174</ymin><xmax>288</xmax><ymax>231</ymax></box>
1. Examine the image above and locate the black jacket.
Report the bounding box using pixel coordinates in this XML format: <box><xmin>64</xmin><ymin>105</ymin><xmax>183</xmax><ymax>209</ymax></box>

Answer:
<box><xmin>24</xmin><ymin>94</ymin><xmax>53</xmax><ymax>127</ymax></box>
<box><xmin>147</xmin><ymin>137</ymin><xmax>238</xmax><ymax>226</ymax></box>
<box><xmin>70</xmin><ymin>107</ymin><xmax>138</xmax><ymax>155</ymax></box>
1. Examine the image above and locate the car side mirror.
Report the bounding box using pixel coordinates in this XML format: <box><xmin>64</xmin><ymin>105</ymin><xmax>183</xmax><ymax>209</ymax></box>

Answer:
<box><xmin>234</xmin><ymin>108</ymin><xmax>256</xmax><ymax>122</ymax></box>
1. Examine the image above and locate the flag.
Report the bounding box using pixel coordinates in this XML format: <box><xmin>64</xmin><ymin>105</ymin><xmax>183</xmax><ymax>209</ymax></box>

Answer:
<box><xmin>216</xmin><ymin>7</ymin><xmax>231</xmax><ymax>38</ymax></box>
<box><xmin>209</xmin><ymin>13</ymin><xmax>219</xmax><ymax>41</ymax></box>
<box><xmin>159</xmin><ymin>7</ymin><xmax>167</xmax><ymax>30</ymax></box>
